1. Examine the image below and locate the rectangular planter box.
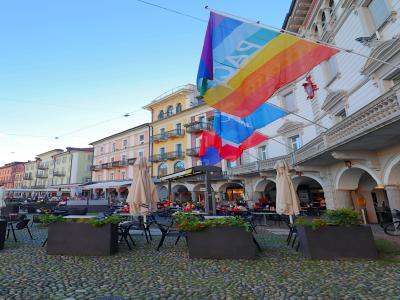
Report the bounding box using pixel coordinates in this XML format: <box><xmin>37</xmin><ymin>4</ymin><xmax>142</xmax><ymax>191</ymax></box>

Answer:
<box><xmin>47</xmin><ymin>223</ymin><xmax>118</xmax><ymax>256</ymax></box>
<box><xmin>297</xmin><ymin>225</ymin><xmax>378</xmax><ymax>260</ymax></box>
<box><xmin>0</xmin><ymin>220</ymin><xmax>6</xmax><ymax>250</ymax></box>
<box><xmin>187</xmin><ymin>226</ymin><xmax>257</xmax><ymax>259</ymax></box>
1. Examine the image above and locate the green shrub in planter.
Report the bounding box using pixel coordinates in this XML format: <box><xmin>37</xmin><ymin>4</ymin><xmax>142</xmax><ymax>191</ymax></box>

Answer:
<box><xmin>295</xmin><ymin>208</ymin><xmax>360</xmax><ymax>229</ymax></box>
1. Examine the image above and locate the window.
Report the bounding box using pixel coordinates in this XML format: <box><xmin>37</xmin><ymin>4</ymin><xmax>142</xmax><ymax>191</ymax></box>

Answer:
<box><xmin>174</xmin><ymin>161</ymin><xmax>185</xmax><ymax>172</ymax></box>
<box><xmin>123</xmin><ymin>139</ymin><xmax>128</xmax><ymax>148</ymax></box>
<box><xmin>176</xmin><ymin>103</ymin><xmax>182</xmax><ymax>113</ymax></box>
<box><xmin>87</xmin><ymin>154</ymin><xmax>92</xmax><ymax>161</ymax></box>
<box><xmin>111</xmin><ymin>157</ymin><xmax>114</xmax><ymax>163</ymax></box>
<box><xmin>323</xmin><ymin>56</ymin><xmax>338</xmax><ymax>84</ymax></box>
<box><xmin>121</xmin><ymin>171</ymin><xmax>126</xmax><ymax>180</ymax></box>
<box><xmin>258</xmin><ymin>145</ymin><xmax>268</xmax><ymax>160</ymax></box>
<box><xmin>160</xmin><ymin>147</ymin><xmax>165</xmax><ymax>160</ymax></box>
<box><xmin>112</xmin><ymin>143</ymin><xmax>116</xmax><ymax>152</ymax></box>
<box><xmin>227</xmin><ymin>160</ymin><xmax>237</xmax><ymax>168</ymax></box>
<box><xmin>62</xmin><ymin>157</ymin><xmax>66</xmax><ymax>163</ymax></box>
<box><xmin>97</xmin><ymin>175</ymin><xmax>102</xmax><ymax>181</ymax></box>
<box><xmin>139</xmin><ymin>134</ymin><xmax>145</xmax><ymax>144</ymax></box>
<box><xmin>100</xmin><ymin>146</ymin><xmax>104</xmax><ymax>154</ymax></box>
<box><xmin>176</xmin><ymin>123</ymin><xmax>182</xmax><ymax>134</ymax></box>
<box><xmin>138</xmin><ymin>151</ymin><xmax>144</xmax><ymax>158</ymax></box>
<box><xmin>368</xmin><ymin>0</ymin><xmax>391</xmax><ymax>30</ymax></box>
<box><xmin>175</xmin><ymin>144</ymin><xmax>182</xmax><ymax>155</ymax></box>
<box><xmin>122</xmin><ymin>154</ymin><xmax>126</xmax><ymax>163</ymax></box>
<box><xmin>158</xmin><ymin>110</ymin><xmax>164</xmax><ymax>120</ymax></box>
<box><xmin>335</xmin><ymin>109</ymin><xmax>347</xmax><ymax>122</ymax></box>
<box><xmin>158</xmin><ymin>163</ymin><xmax>168</xmax><ymax>177</ymax></box>
<box><xmin>167</xmin><ymin>105</ymin><xmax>174</xmax><ymax>116</ymax></box>
<box><xmin>110</xmin><ymin>172</ymin><xmax>114</xmax><ymax>180</ymax></box>
<box><xmin>289</xmin><ymin>135</ymin><xmax>302</xmax><ymax>151</ymax></box>
<box><xmin>99</xmin><ymin>160</ymin><xmax>102</xmax><ymax>165</ymax></box>
<box><xmin>283</xmin><ymin>91</ymin><xmax>296</xmax><ymax>112</ymax></box>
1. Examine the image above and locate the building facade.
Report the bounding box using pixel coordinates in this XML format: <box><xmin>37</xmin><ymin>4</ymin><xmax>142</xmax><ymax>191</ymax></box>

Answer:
<box><xmin>144</xmin><ymin>84</ymin><xmax>238</xmax><ymax>203</ymax></box>
<box><xmin>88</xmin><ymin>123</ymin><xmax>150</xmax><ymax>201</ymax></box>
<box><xmin>226</xmin><ymin>0</ymin><xmax>400</xmax><ymax>224</ymax></box>
<box><xmin>0</xmin><ymin>162</ymin><xmax>24</xmax><ymax>189</ymax></box>
<box><xmin>22</xmin><ymin>160</ymin><xmax>38</xmax><ymax>189</ymax></box>
<box><xmin>35</xmin><ymin>149</ymin><xmax>64</xmax><ymax>189</ymax></box>
<box><xmin>52</xmin><ymin>147</ymin><xmax>93</xmax><ymax>196</ymax></box>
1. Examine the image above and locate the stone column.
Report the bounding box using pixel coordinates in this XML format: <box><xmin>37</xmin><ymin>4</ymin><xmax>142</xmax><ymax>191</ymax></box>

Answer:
<box><xmin>191</xmin><ymin>191</ymin><xmax>196</xmax><ymax>203</ymax></box>
<box><xmin>334</xmin><ymin>190</ymin><xmax>354</xmax><ymax>209</ymax></box>
<box><xmin>385</xmin><ymin>185</ymin><xmax>400</xmax><ymax>211</ymax></box>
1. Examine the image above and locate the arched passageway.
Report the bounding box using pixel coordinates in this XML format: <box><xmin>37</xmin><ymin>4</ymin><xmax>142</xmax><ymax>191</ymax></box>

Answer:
<box><xmin>337</xmin><ymin>167</ymin><xmax>391</xmax><ymax>224</ymax></box>
<box><xmin>218</xmin><ymin>182</ymin><xmax>244</xmax><ymax>202</ymax></box>
<box><xmin>293</xmin><ymin>176</ymin><xmax>326</xmax><ymax>216</ymax></box>
<box><xmin>254</xmin><ymin>179</ymin><xmax>277</xmax><ymax>210</ymax></box>
<box><xmin>172</xmin><ymin>184</ymin><xmax>190</xmax><ymax>203</ymax></box>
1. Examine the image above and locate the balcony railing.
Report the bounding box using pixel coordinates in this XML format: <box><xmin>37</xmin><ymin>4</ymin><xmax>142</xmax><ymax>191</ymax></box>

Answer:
<box><xmin>23</xmin><ymin>174</ymin><xmax>33</xmax><ymax>180</ymax></box>
<box><xmin>37</xmin><ymin>164</ymin><xmax>48</xmax><ymax>170</ymax></box>
<box><xmin>166</xmin><ymin>151</ymin><xmax>184</xmax><ymax>160</ymax></box>
<box><xmin>150</xmin><ymin>133</ymin><xmax>168</xmax><ymax>143</ymax></box>
<box><xmin>184</xmin><ymin>122</ymin><xmax>211</xmax><ymax>133</ymax></box>
<box><xmin>186</xmin><ymin>147</ymin><xmax>200</xmax><ymax>156</ymax></box>
<box><xmin>36</xmin><ymin>173</ymin><xmax>48</xmax><ymax>179</ymax></box>
<box><xmin>128</xmin><ymin>158</ymin><xmax>136</xmax><ymax>165</ymax></box>
<box><xmin>166</xmin><ymin>129</ymin><xmax>185</xmax><ymax>138</ymax></box>
<box><xmin>90</xmin><ymin>165</ymin><xmax>102</xmax><ymax>171</ymax></box>
<box><xmin>149</xmin><ymin>154</ymin><xmax>167</xmax><ymax>163</ymax></box>
<box><xmin>53</xmin><ymin>170</ymin><xmax>65</xmax><ymax>177</ymax></box>
<box><xmin>35</xmin><ymin>185</ymin><xmax>46</xmax><ymax>189</ymax></box>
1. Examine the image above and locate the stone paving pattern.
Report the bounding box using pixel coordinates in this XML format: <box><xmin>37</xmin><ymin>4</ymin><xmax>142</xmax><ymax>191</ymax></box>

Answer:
<box><xmin>0</xmin><ymin>224</ymin><xmax>399</xmax><ymax>300</ymax></box>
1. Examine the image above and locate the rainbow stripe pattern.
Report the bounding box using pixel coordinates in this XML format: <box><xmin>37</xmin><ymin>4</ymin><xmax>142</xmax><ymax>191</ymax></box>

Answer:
<box><xmin>197</xmin><ymin>12</ymin><xmax>339</xmax><ymax>117</ymax></box>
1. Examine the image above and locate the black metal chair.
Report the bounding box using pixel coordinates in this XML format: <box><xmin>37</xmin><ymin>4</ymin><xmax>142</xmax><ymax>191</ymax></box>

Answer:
<box><xmin>7</xmin><ymin>218</ymin><xmax>32</xmax><ymax>242</ymax></box>
<box><xmin>153</xmin><ymin>214</ymin><xmax>185</xmax><ymax>251</ymax></box>
<box><xmin>286</xmin><ymin>223</ymin><xmax>300</xmax><ymax>252</ymax></box>
<box><xmin>118</xmin><ymin>222</ymin><xmax>136</xmax><ymax>250</ymax></box>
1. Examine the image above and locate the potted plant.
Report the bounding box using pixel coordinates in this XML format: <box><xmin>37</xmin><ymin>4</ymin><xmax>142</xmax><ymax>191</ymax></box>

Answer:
<box><xmin>295</xmin><ymin>208</ymin><xmax>378</xmax><ymax>260</ymax></box>
<box><xmin>42</xmin><ymin>214</ymin><xmax>121</xmax><ymax>256</ymax></box>
<box><xmin>173</xmin><ymin>213</ymin><xmax>257</xmax><ymax>259</ymax></box>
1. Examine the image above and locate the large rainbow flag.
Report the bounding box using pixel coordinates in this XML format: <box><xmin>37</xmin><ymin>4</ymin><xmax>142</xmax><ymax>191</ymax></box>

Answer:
<box><xmin>197</xmin><ymin>12</ymin><xmax>339</xmax><ymax>117</ymax></box>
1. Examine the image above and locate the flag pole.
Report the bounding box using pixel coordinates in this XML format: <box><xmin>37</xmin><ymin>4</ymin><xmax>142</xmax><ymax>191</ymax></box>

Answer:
<box><xmin>204</xmin><ymin>7</ymin><xmax>400</xmax><ymax>71</ymax></box>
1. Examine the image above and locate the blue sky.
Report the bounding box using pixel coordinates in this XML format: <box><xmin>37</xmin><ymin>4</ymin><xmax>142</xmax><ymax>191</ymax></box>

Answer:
<box><xmin>0</xmin><ymin>0</ymin><xmax>291</xmax><ymax>165</ymax></box>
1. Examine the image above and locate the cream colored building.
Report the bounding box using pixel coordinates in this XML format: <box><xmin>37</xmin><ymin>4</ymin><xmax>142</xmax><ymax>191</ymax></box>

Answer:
<box><xmin>227</xmin><ymin>0</ymin><xmax>400</xmax><ymax>224</ymax></box>
<box><xmin>52</xmin><ymin>147</ymin><xmax>93</xmax><ymax>196</ymax></box>
<box><xmin>22</xmin><ymin>160</ymin><xmax>38</xmax><ymax>189</ymax></box>
<box><xmin>35</xmin><ymin>149</ymin><xmax>63</xmax><ymax>189</ymax></box>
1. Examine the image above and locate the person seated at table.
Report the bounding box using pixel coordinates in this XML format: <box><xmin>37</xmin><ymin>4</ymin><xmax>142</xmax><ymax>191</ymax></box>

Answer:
<box><xmin>183</xmin><ymin>201</ymin><xmax>195</xmax><ymax>212</ymax></box>
<box><xmin>163</xmin><ymin>199</ymin><xmax>173</xmax><ymax>207</ymax></box>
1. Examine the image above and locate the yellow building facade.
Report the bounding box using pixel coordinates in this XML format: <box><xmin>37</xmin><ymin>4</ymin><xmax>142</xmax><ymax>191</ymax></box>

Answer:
<box><xmin>144</xmin><ymin>84</ymin><xmax>197</xmax><ymax>178</ymax></box>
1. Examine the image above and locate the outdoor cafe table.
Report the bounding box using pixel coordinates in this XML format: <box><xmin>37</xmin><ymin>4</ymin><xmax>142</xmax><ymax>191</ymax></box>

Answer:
<box><xmin>251</xmin><ymin>211</ymin><xmax>279</xmax><ymax>226</ymax></box>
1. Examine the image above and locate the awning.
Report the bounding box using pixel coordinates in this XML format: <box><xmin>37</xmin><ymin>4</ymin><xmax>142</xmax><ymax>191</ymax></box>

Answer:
<box><xmin>81</xmin><ymin>180</ymin><xmax>132</xmax><ymax>190</ymax></box>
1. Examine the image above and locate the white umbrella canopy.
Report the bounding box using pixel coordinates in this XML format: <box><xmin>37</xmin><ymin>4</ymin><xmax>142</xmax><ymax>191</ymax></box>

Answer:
<box><xmin>127</xmin><ymin>158</ymin><xmax>159</xmax><ymax>215</ymax></box>
<box><xmin>0</xmin><ymin>186</ymin><xmax>5</xmax><ymax>208</ymax></box>
<box><xmin>274</xmin><ymin>160</ymin><xmax>300</xmax><ymax>222</ymax></box>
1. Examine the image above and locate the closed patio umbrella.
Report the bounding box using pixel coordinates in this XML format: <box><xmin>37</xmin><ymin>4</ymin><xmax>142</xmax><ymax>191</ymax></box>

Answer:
<box><xmin>0</xmin><ymin>186</ymin><xmax>5</xmax><ymax>208</ymax></box>
<box><xmin>127</xmin><ymin>158</ymin><xmax>159</xmax><ymax>217</ymax></box>
<box><xmin>275</xmin><ymin>160</ymin><xmax>300</xmax><ymax>223</ymax></box>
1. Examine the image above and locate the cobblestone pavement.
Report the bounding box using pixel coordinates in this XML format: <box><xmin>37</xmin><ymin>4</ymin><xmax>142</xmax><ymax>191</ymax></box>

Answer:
<box><xmin>0</xmin><ymin>224</ymin><xmax>399</xmax><ymax>300</ymax></box>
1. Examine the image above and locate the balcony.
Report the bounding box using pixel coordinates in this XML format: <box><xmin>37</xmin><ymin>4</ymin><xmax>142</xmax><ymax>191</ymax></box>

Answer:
<box><xmin>184</xmin><ymin>122</ymin><xmax>211</xmax><ymax>133</ymax></box>
<box><xmin>37</xmin><ymin>164</ymin><xmax>48</xmax><ymax>170</ymax></box>
<box><xmin>53</xmin><ymin>170</ymin><xmax>65</xmax><ymax>177</ymax></box>
<box><xmin>227</xmin><ymin>155</ymin><xmax>292</xmax><ymax>176</ymax></box>
<box><xmin>166</xmin><ymin>151</ymin><xmax>184</xmax><ymax>160</ymax></box>
<box><xmin>149</xmin><ymin>154</ymin><xmax>167</xmax><ymax>163</ymax></box>
<box><xmin>23</xmin><ymin>174</ymin><xmax>33</xmax><ymax>180</ymax></box>
<box><xmin>150</xmin><ymin>133</ymin><xmax>168</xmax><ymax>143</ymax></box>
<box><xmin>101</xmin><ymin>163</ymin><xmax>112</xmax><ymax>169</ymax></box>
<box><xmin>186</xmin><ymin>147</ymin><xmax>200</xmax><ymax>156</ymax></box>
<box><xmin>36</xmin><ymin>173</ymin><xmax>48</xmax><ymax>179</ymax></box>
<box><xmin>166</xmin><ymin>129</ymin><xmax>185</xmax><ymax>138</ymax></box>
<box><xmin>128</xmin><ymin>158</ymin><xmax>136</xmax><ymax>165</ymax></box>
<box><xmin>90</xmin><ymin>165</ymin><xmax>102</xmax><ymax>171</ymax></box>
